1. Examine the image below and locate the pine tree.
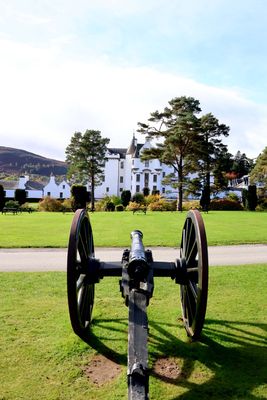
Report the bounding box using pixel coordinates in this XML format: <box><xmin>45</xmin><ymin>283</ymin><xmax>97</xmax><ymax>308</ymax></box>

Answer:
<box><xmin>65</xmin><ymin>130</ymin><xmax>110</xmax><ymax>211</ymax></box>
<box><xmin>138</xmin><ymin>96</ymin><xmax>201</xmax><ymax>211</ymax></box>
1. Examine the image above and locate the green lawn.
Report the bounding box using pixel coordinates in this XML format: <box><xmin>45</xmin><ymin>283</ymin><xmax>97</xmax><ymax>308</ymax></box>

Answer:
<box><xmin>1</xmin><ymin>265</ymin><xmax>266</xmax><ymax>399</ymax></box>
<box><xmin>0</xmin><ymin>210</ymin><xmax>266</xmax><ymax>248</ymax></box>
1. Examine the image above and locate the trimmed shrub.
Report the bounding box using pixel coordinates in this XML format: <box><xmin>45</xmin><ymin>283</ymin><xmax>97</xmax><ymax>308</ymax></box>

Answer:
<box><xmin>132</xmin><ymin>193</ymin><xmax>145</xmax><ymax>204</ymax></box>
<box><xmin>242</xmin><ymin>186</ymin><xmax>258</xmax><ymax>211</ymax></box>
<box><xmin>121</xmin><ymin>190</ymin><xmax>131</xmax><ymax>207</ymax></box>
<box><xmin>256</xmin><ymin>198</ymin><xmax>267</xmax><ymax>211</ymax></box>
<box><xmin>115</xmin><ymin>204</ymin><xmax>124</xmax><ymax>211</ymax></box>
<box><xmin>126</xmin><ymin>201</ymin><xmax>146</xmax><ymax>212</ymax></box>
<box><xmin>0</xmin><ymin>184</ymin><xmax>5</xmax><ymax>211</ymax></box>
<box><xmin>247</xmin><ymin>185</ymin><xmax>258</xmax><ymax>211</ymax></box>
<box><xmin>182</xmin><ymin>200</ymin><xmax>200</xmax><ymax>211</ymax></box>
<box><xmin>105</xmin><ymin>201</ymin><xmax>115</xmax><ymax>211</ymax></box>
<box><xmin>5</xmin><ymin>200</ymin><xmax>20</xmax><ymax>209</ymax></box>
<box><xmin>15</xmin><ymin>189</ymin><xmax>27</xmax><ymax>205</ymax></box>
<box><xmin>150</xmin><ymin>199</ymin><xmax>176</xmax><ymax>211</ymax></box>
<box><xmin>71</xmin><ymin>184</ymin><xmax>88</xmax><ymax>210</ymax></box>
<box><xmin>209</xmin><ymin>199</ymin><xmax>243</xmax><ymax>211</ymax></box>
<box><xmin>110</xmin><ymin>195</ymin><xmax>122</xmax><ymax>206</ymax></box>
<box><xmin>143</xmin><ymin>187</ymin><xmax>150</xmax><ymax>197</ymax></box>
<box><xmin>38</xmin><ymin>196</ymin><xmax>64</xmax><ymax>212</ymax></box>
<box><xmin>144</xmin><ymin>194</ymin><xmax>161</xmax><ymax>205</ymax></box>
<box><xmin>226</xmin><ymin>192</ymin><xmax>240</xmax><ymax>202</ymax></box>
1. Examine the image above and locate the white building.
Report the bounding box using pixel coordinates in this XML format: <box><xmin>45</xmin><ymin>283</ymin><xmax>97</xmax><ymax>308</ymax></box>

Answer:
<box><xmin>94</xmin><ymin>135</ymin><xmax>176</xmax><ymax>199</ymax></box>
<box><xmin>0</xmin><ymin>175</ymin><xmax>71</xmax><ymax>200</ymax></box>
<box><xmin>43</xmin><ymin>175</ymin><xmax>71</xmax><ymax>199</ymax></box>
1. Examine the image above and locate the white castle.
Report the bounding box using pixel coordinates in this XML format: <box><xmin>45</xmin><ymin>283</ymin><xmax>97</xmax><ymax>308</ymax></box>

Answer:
<box><xmin>94</xmin><ymin>135</ymin><xmax>177</xmax><ymax>199</ymax></box>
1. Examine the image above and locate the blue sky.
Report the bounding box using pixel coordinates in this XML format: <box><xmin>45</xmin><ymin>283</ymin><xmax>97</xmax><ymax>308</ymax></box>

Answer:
<box><xmin>0</xmin><ymin>0</ymin><xmax>266</xmax><ymax>160</ymax></box>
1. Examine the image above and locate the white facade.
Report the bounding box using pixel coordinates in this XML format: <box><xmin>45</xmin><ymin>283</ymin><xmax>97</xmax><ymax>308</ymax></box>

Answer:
<box><xmin>43</xmin><ymin>176</ymin><xmax>71</xmax><ymax>199</ymax></box>
<box><xmin>1</xmin><ymin>175</ymin><xmax>71</xmax><ymax>200</ymax></box>
<box><xmin>93</xmin><ymin>136</ymin><xmax>177</xmax><ymax>199</ymax></box>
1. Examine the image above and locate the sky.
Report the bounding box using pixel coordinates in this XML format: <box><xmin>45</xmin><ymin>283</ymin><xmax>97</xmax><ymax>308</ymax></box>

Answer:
<box><xmin>0</xmin><ymin>0</ymin><xmax>267</xmax><ymax>161</ymax></box>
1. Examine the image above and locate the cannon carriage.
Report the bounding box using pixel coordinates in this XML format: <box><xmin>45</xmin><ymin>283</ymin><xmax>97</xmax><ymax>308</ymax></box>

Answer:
<box><xmin>67</xmin><ymin>209</ymin><xmax>208</xmax><ymax>399</ymax></box>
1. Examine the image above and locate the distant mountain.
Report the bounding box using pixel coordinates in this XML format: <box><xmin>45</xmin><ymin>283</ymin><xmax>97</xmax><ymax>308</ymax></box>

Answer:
<box><xmin>0</xmin><ymin>146</ymin><xmax>67</xmax><ymax>176</ymax></box>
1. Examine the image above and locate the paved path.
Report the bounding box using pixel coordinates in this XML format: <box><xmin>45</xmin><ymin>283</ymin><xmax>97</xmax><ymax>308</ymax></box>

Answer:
<box><xmin>0</xmin><ymin>245</ymin><xmax>266</xmax><ymax>272</ymax></box>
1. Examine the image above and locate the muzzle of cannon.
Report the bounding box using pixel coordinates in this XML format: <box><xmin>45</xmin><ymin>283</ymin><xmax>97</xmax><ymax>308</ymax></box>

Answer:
<box><xmin>67</xmin><ymin>209</ymin><xmax>209</xmax><ymax>399</ymax></box>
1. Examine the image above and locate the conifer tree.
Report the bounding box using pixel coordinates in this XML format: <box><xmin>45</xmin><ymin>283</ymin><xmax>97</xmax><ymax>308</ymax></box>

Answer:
<box><xmin>65</xmin><ymin>130</ymin><xmax>110</xmax><ymax>211</ymax></box>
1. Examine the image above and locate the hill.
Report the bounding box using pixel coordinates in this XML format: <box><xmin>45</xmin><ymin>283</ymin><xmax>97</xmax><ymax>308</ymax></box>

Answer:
<box><xmin>0</xmin><ymin>146</ymin><xmax>67</xmax><ymax>176</ymax></box>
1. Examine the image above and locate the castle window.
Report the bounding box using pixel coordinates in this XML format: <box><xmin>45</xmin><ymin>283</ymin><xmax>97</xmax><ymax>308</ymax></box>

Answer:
<box><xmin>47</xmin><ymin>192</ymin><xmax>51</xmax><ymax>196</ymax></box>
<box><xmin>60</xmin><ymin>192</ymin><xmax>63</xmax><ymax>198</ymax></box>
<box><xmin>136</xmin><ymin>185</ymin><xmax>140</xmax><ymax>193</ymax></box>
<box><xmin>153</xmin><ymin>186</ymin><xmax>157</xmax><ymax>191</ymax></box>
<box><xmin>145</xmin><ymin>160</ymin><xmax>149</xmax><ymax>167</ymax></box>
<box><xmin>136</xmin><ymin>174</ymin><xmax>140</xmax><ymax>182</ymax></box>
<box><xmin>162</xmin><ymin>187</ymin><xmax>165</xmax><ymax>194</ymax></box>
<box><xmin>120</xmin><ymin>176</ymin><xmax>123</xmax><ymax>183</ymax></box>
<box><xmin>153</xmin><ymin>175</ymin><xmax>157</xmax><ymax>183</ymax></box>
<box><xmin>120</xmin><ymin>161</ymin><xmax>124</xmax><ymax>169</ymax></box>
<box><xmin>106</xmin><ymin>187</ymin><xmax>109</xmax><ymax>193</ymax></box>
<box><xmin>162</xmin><ymin>172</ymin><xmax>165</xmax><ymax>178</ymax></box>
<box><xmin>62</xmin><ymin>185</ymin><xmax>65</xmax><ymax>189</ymax></box>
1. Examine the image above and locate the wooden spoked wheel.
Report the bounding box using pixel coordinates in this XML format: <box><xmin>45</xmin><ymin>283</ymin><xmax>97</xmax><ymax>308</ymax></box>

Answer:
<box><xmin>180</xmin><ymin>210</ymin><xmax>208</xmax><ymax>340</ymax></box>
<box><xmin>67</xmin><ymin>209</ymin><xmax>95</xmax><ymax>339</ymax></box>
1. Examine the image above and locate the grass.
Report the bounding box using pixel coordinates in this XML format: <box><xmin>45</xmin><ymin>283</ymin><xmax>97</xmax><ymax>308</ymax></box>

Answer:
<box><xmin>0</xmin><ymin>211</ymin><xmax>267</xmax><ymax>248</ymax></box>
<box><xmin>0</xmin><ymin>264</ymin><xmax>266</xmax><ymax>399</ymax></box>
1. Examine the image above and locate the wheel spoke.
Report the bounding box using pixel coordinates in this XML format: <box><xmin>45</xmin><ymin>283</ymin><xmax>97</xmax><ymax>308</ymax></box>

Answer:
<box><xmin>188</xmin><ymin>280</ymin><xmax>198</xmax><ymax>300</ymax></box>
<box><xmin>186</xmin><ymin>239</ymin><xmax>197</xmax><ymax>267</ymax></box>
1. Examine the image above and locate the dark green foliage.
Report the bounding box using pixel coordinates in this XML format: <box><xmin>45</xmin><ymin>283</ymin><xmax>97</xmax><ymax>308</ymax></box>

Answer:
<box><xmin>200</xmin><ymin>186</ymin><xmax>211</xmax><ymax>211</ymax></box>
<box><xmin>66</xmin><ymin>129</ymin><xmax>110</xmax><ymax>211</ymax></box>
<box><xmin>4</xmin><ymin>199</ymin><xmax>20</xmax><ymax>209</ymax></box>
<box><xmin>250</xmin><ymin>146</ymin><xmax>267</xmax><ymax>192</ymax></box>
<box><xmin>232</xmin><ymin>151</ymin><xmax>254</xmax><ymax>178</ymax></box>
<box><xmin>138</xmin><ymin>96</ymin><xmax>202</xmax><ymax>211</ymax></box>
<box><xmin>0</xmin><ymin>184</ymin><xmax>5</xmax><ymax>211</ymax></box>
<box><xmin>243</xmin><ymin>185</ymin><xmax>258</xmax><ymax>211</ymax></box>
<box><xmin>132</xmin><ymin>192</ymin><xmax>145</xmax><ymax>204</ymax></box>
<box><xmin>15</xmin><ymin>189</ymin><xmax>27</xmax><ymax>205</ymax></box>
<box><xmin>115</xmin><ymin>204</ymin><xmax>124</xmax><ymax>211</ymax></box>
<box><xmin>210</xmin><ymin>199</ymin><xmax>243</xmax><ymax>210</ymax></box>
<box><xmin>138</xmin><ymin>96</ymin><xmax>230</xmax><ymax>211</ymax></box>
<box><xmin>143</xmin><ymin>187</ymin><xmax>150</xmax><ymax>197</ymax></box>
<box><xmin>121</xmin><ymin>190</ymin><xmax>131</xmax><ymax>207</ymax></box>
<box><xmin>71</xmin><ymin>184</ymin><xmax>88</xmax><ymax>210</ymax></box>
<box><xmin>105</xmin><ymin>201</ymin><xmax>115</xmax><ymax>211</ymax></box>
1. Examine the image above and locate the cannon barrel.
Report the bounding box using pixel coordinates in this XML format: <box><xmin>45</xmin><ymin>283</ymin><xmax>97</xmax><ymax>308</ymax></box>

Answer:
<box><xmin>128</xmin><ymin>230</ymin><xmax>149</xmax><ymax>280</ymax></box>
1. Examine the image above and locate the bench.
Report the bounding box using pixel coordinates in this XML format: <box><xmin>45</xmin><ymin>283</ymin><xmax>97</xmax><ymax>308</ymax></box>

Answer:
<box><xmin>2</xmin><ymin>207</ymin><xmax>21</xmax><ymax>215</ymax></box>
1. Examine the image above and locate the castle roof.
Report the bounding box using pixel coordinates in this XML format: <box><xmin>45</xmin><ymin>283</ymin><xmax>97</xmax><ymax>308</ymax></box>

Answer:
<box><xmin>126</xmin><ymin>136</ymin><xmax>136</xmax><ymax>155</ymax></box>
<box><xmin>108</xmin><ymin>148</ymin><xmax>127</xmax><ymax>158</ymax></box>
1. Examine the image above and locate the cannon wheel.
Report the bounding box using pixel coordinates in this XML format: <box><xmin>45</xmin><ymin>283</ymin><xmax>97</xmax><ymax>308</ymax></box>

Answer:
<box><xmin>180</xmin><ymin>209</ymin><xmax>208</xmax><ymax>340</ymax></box>
<box><xmin>67</xmin><ymin>209</ymin><xmax>95</xmax><ymax>339</ymax></box>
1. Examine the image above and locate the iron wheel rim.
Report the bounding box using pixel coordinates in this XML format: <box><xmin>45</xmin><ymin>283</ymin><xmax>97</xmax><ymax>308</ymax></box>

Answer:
<box><xmin>67</xmin><ymin>209</ymin><xmax>95</xmax><ymax>338</ymax></box>
<box><xmin>180</xmin><ymin>209</ymin><xmax>209</xmax><ymax>339</ymax></box>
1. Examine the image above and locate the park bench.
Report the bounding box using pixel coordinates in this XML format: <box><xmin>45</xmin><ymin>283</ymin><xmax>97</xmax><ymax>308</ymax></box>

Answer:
<box><xmin>2</xmin><ymin>207</ymin><xmax>21</xmax><ymax>215</ymax></box>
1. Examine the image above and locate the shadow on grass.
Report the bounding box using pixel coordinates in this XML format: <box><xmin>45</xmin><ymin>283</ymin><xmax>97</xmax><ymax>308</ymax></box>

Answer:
<box><xmin>81</xmin><ymin>317</ymin><xmax>267</xmax><ymax>399</ymax></box>
<box><xmin>149</xmin><ymin>318</ymin><xmax>267</xmax><ymax>399</ymax></box>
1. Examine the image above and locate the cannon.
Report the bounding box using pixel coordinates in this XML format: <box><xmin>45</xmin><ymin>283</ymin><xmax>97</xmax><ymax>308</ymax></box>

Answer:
<box><xmin>67</xmin><ymin>209</ymin><xmax>208</xmax><ymax>399</ymax></box>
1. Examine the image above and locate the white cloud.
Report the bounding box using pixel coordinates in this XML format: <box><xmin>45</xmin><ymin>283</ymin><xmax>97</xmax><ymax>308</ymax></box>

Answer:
<box><xmin>0</xmin><ymin>37</ymin><xmax>266</xmax><ymax>161</ymax></box>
